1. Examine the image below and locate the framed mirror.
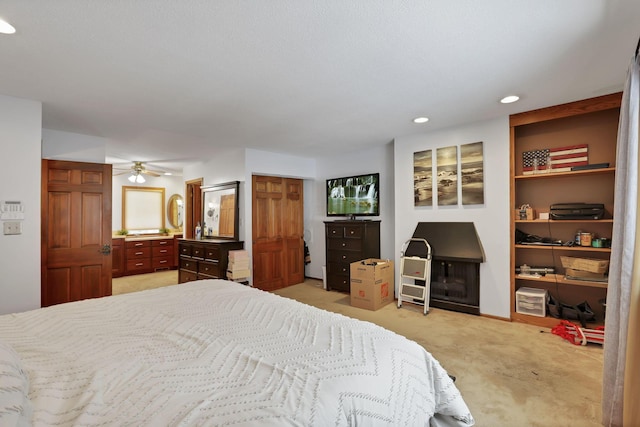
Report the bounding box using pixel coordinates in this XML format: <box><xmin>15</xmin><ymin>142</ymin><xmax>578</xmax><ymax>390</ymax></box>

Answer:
<box><xmin>122</xmin><ymin>186</ymin><xmax>165</xmax><ymax>234</ymax></box>
<box><xmin>201</xmin><ymin>181</ymin><xmax>239</xmax><ymax>240</ymax></box>
<box><xmin>167</xmin><ymin>194</ymin><xmax>184</xmax><ymax>229</ymax></box>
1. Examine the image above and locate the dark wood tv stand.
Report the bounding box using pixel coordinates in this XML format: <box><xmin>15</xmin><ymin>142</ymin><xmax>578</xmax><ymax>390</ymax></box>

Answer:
<box><xmin>324</xmin><ymin>220</ymin><xmax>380</xmax><ymax>293</ymax></box>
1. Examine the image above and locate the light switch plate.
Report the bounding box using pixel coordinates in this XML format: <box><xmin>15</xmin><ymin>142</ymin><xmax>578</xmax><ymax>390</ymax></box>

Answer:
<box><xmin>3</xmin><ymin>221</ymin><xmax>21</xmax><ymax>235</ymax></box>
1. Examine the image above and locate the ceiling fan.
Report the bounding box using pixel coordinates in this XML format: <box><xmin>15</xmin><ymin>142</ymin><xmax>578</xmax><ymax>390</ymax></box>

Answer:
<box><xmin>113</xmin><ymin>161</ymin><xmax>164</xmax><ymax>183</ymax></box>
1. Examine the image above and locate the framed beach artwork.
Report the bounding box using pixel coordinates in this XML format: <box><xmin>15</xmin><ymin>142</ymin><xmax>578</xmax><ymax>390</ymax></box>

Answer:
<box><xmin>460</xmin><ymin>141</ymin><xmax>485</xmax><ymax>205</ymax></box>
<box><xmin>413</xmin><ymin>149</ymin><xmax>433</xmax><ymax>206</ymax></box>
<box><xmin>436</xmin><ymin>146</ymin><xmax>458</xmax><ymax>206</ymax></box>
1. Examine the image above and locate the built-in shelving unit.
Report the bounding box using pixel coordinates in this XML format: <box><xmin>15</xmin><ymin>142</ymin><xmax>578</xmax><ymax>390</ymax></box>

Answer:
<box><xmin>509</xmin><ymin>92</ymin><xmax>622</xmax><ymax>327</ymax></box>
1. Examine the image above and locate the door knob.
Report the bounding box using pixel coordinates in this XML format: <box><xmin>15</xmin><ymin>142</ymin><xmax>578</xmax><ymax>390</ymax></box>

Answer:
<box><xmin>100</xmin><ymin>244</ymin><xmax>112</xmax><ymax>255</ymax></box>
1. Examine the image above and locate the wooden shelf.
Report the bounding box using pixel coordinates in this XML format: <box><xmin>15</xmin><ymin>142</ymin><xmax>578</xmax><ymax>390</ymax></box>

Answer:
<box><xmin>515</xmin><ymin>244</ymin><xmax>611</xmax><ymax>253</ymax></box>
<box><xmin>514</xmin><ymin>167</ymin><xmax>615</xmax><ymax>180</ymax></box>
<box><xmin>515</xmin><ymin>219</ymin><xmax>613</xmax><ymax>224</ymax></box>
<box><xmin>511</xmin><ymin>312</ymin><xmax>560</xmax><ymax>329</ymax></box>
<box><xmin>515</xmin><ymin>273</ymin><xmax>608</xmax><ymax>289</ymax></box>
<box><xmin>511</xmin><ymin>312</ymin><xmax>605</xmax><ymax>329</ymax></box>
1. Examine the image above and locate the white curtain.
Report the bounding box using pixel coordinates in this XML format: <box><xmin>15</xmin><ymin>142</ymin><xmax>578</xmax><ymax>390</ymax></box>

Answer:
<box><xmin>602</xmin><ymin>47</ymin><xmax>640</xmax><ymax>427</ymax></box>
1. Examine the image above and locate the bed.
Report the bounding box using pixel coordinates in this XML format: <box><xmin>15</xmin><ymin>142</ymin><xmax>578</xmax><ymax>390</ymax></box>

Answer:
<box><xmin>0</xmin><ymin>279</ymin><xmax>474</xmax><ymax>426</ymax></box>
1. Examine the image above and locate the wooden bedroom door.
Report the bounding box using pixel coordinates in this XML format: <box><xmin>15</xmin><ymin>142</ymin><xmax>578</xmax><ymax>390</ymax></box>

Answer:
<box><xmin>252</xmin><ymin>175</ymin><xmax>304</xmax><ymax>291</ymax></box>
<box><xmin>41</xmin><ymin>160</ymin><xmax>113</xmax><ymax>307</ymax></box>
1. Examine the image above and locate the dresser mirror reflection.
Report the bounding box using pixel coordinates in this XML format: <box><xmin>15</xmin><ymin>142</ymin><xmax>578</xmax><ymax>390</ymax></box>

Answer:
<box><xmin>201</xmin><ymin>181</ymin><xmax>239</xmax><ymax>240</ymax></box>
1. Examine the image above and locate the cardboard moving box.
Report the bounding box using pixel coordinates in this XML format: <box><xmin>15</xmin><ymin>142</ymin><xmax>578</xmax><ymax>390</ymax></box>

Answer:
<box><xmin>350</xmin><ymin>259</ymin><xmax>394</xmax><ymax>311</ymax></box>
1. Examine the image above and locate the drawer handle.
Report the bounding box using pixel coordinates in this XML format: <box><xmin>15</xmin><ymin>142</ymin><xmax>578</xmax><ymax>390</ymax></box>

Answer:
<box><xmin>160</xmin><ymin>249</ymin><xmax>167</xmax><ymax>253</ymax></box>
<box><xmin>135</xmin><ymin>251</ymin><xmax>143</xmax><ymax>255</ymax></box>
<box><xmin>135</xmin><ymin>243</ymin><xmax>143</xmax><ymax>247</ymax></box>
<box><xmin>136</xmin><ymin>263</ymin><xmax>143</xmax><ymax>266</ymax></box>
<box><xmin>342</xmin><ymin>243</ymin><xmax>346</xmax><ymax>247</ymax></box>
<box><xmin>332</xmin><ymin>230</ymin><xmax>337</xmax><ymax>234</ymax></box>
<box><xmin>342</xmin><ymin>267</ymin><xmax>346</xmax><ymax>272</ymax></box>
<box><xmin>159</xmin><ymin>260</ymin><xmax>167</xmax><ymax>264</ymax></box>
<box><xmin>159</xmin><ymin>241</ymin><xmax>167</xmax><ymax>245</ymax></box>
<box><xmin>350</xmin><ymin>230</ymin><xmax>355</xmax><ymax>235</ymax></box>
<box><xmin>342</xmin><ymin>255</ymin><xmax>346</xmax><ymax>259</ymax></box>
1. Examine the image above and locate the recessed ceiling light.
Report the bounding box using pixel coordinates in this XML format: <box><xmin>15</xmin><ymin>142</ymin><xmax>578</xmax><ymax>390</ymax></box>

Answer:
<box><xmin>500</xmin><ymin>95</ymin><xmax>520</xmax><ymax>104</ymax></box>
<box><xmin>413</xmin><ymin>117</ymin><xmax>429</xmax><ymax>124</ymax></box>
<box><xmin>0</xmin><ymin>18</ymin><xmax>16</xmax><ymax>35</ymax></box>
<box><xmin>164</xmin><ymin>172</ymin><xmax>172</xmax><ymax>176</ymax></box>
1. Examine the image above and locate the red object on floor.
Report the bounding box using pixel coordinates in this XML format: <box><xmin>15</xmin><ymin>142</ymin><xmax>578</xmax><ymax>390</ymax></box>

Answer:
<box><xmin>551</xmin><ymin>320</ymin><xmax>604</xmax><ymax>346</ymax></box>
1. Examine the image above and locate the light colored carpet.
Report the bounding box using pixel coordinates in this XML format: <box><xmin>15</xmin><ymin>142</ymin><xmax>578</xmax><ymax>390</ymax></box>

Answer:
<box><xmin>113</xmin><ymin>273</ymin><xmax>603</xmax><ymax>427</ymax></box>
<box><xmin>112</xmin><ymin>270</ymin><xmax>180</xmax><ymax>295</ymax></box>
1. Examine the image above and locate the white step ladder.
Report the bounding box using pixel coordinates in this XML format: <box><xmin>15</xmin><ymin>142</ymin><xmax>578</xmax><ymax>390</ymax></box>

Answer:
<box><xmin>397</xmin><ymin>238</ymin><xmax>432</xmax><ymax>315</ymax></box>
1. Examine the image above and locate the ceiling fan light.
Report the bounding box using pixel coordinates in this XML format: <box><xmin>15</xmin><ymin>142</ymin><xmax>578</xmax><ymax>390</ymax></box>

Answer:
<box><xmin>136</xmin><ymin>174</ymin><xmax>146</xmax><ymax>183</ymax></box>
<box><xmin>128</xmin><ymin>174</ymin><xmax>137</xmax><ymax>183</ymax></box>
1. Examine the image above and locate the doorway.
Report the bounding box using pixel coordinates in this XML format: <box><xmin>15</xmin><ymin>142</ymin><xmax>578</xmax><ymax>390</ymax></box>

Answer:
<box><xmin>184</xmin><ymin>178</ymin><xmax>203</xmax><ymax>239</ymax></box>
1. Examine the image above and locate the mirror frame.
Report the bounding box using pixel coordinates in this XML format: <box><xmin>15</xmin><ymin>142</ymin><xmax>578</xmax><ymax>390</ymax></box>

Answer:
<box><xmin>122</xmin><ymin>186</ymin><xmax>165</xmax><ymax>234</ymax></box>
<box><xmin>167</xmin><ymin>193</ymin><xmax>184</xmax><ymax>230</ymax></box>
<box><xmin>201</xmin><ymin>181</ymin><xmax>240</xmax><ymax>241</ymax></box>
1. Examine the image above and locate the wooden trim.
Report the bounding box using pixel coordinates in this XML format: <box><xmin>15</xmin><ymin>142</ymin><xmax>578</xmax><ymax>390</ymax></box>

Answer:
<box><xmin>509</xmin><ymin>92</ymin><xmax>622</xmax><ymax>127</ymax></box>
<box><xmin>184</xmin><ymin>178</ymin><xmax>203</xmax><ymax>239</ymax></box>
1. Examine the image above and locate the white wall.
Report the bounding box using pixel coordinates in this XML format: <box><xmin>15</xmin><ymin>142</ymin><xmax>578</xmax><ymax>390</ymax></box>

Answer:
<box><xmin>42</xmin><ymin>128</ymin><xmax>106</xmax><ymax>163</ymax></box>
<box><xmin>0</xmin><ymin>95</ymin><xmax>42</xmax><ymax>315</ymax></box>
<box><xmin>183</xmin><ymin>148</ymin><xmax>246</xmax><ymax>239</ymax></box>
<box><xmin>314</xmin><ymin>143</ymin><xmax>395</xmax><ymax>278</ymax></box>
<box><xmin>393</xmin><ymin>117</ymin><xmax>511</xmax><ymax>318</ymax></box>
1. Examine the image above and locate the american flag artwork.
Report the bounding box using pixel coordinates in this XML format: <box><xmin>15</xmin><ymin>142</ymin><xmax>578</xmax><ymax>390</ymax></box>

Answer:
<box><xmin>549</xmin><ymin>144</ymin><xmax>588</xmax><ymax>172</ymax></box>
<box><xmin>522</xmin><ymin>145</ymin><xmax>588</xmax><ymax>174</ymax></box>
<box><xmin>522</xmin><ymin>149</ymin><xmax>549</xmax><ymax>174</ymax></box>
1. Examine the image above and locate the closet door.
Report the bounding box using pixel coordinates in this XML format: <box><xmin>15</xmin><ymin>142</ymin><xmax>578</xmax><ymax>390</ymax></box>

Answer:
<box><xmin>252</xmin><ymin>175</ymin><xmax>303</xmax><ymax>290</ymax></box>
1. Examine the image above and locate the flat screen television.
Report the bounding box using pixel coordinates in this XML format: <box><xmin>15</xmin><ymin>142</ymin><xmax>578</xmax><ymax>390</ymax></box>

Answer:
<box><xmin>326</xmin><ymin>172</ymin><xmax>379</xmax><ymax>218</ymax></box>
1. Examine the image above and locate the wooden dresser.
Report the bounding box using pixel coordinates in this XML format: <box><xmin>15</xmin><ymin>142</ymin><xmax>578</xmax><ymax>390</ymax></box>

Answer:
<box><xmin>113</xmin><ymin>236</ymin><xmax>177</xmax><ymax>276</ymax></box>
<box><xmin>178</xmin><ymin>239</ymin><xmax>244</xmax><ymax>283</ymax></box>
<box><xmin>324</xmin><ymin>220</ymin><xmax>380</xmax><ymax>292</ymax></box>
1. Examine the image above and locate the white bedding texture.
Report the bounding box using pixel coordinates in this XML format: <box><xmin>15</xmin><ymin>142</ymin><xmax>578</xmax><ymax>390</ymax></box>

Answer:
<box><xmin>0</xmin><ymin>280</ymin><xmax>474</xmax><ymax>426</ymax></box>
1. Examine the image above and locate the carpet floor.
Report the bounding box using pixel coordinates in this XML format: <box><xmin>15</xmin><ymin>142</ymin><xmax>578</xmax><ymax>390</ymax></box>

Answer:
<box><xmin>113</xmin><ymin>272</ymin><xmax>603</xmax><ymax>427</ymax></box>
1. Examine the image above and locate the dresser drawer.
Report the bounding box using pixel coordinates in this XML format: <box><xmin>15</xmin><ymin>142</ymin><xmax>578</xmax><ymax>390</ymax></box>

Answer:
<box><xmin>179</xmin><ymin>243</ymin><xmax>192</xmax><ymax>257</ymax></box>
<box><xmin>153</xmin><ymin>256</ymin><xmax>173</xmax><ymax>269</ymax></box>
<box><xmin>327</xmin><ymin>261</ymin><xmax>351</xmax><ymax>277</ymax></box>
<box><xmin>152</xmin><ymin>239</ymin><xmax>172</xmax><ymax>247</ymax></box>
<box><xmin>326</xmin><ymin>272</ymin><xmax>350</xmax><ymax>292</ymax></box>
<box><xmin>326</xmin><ymin>224</ymin><xmax>346</xmax><ymax>238</ymax></box>
<box><xmin>179</xmin><ymin>270</ymin><xmax>198</xmax><ymax>283</ymax></box>
<box><xmin>327</xmin><ymin>238</ymin><xmax>362</xmax><ymax>252</ymax></box>
<box><xmin>125</xmin><ymin>240</ymin><xmax>151</xmax><ymax>249</ymax></box>
<box><xmin>198</xmin><ymin>260</ymin><xmax>221</xmax><ymax>278</ymax></box>
<box><xmin>126</xmin><ymin>246</ymin><xmax>151</xmax><ymax>259</ymax></box>
<box><xmin>180</xmin><ymin>258</ymin><xmax>198</xmax><ymax>272</ymax></box>
<box><xmin>191</xmin><ymin>245</ymin><xmax>206</xmax><ymax>259</ymax></box>
<box><xmin>343</xmin><ymin>225</ymin><xmax>363</xmax><ymax>239</ymax></box>
<box><xmin>152</xmin><ymin>246</ymin><xmax>174</xmax><ymax>258</ymax></box>
<box><xmin>204</xmin><ymin>246</ymin><xmax>221</xmax><ymax>261</ymax></box>
<box><xmin>126</xmin><ymin>258</ymin><xmax>152</xmax><ymax>272</ymax></box>
<box><xmin>327</xmin><ymin>250</ymin><xmax>366</xmax><ymax>263</ymax></box>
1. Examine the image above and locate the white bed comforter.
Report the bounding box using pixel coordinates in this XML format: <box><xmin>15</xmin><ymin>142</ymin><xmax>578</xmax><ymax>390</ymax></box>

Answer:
<box><xmin>0</xmin><ymin>280</ymin><xmax>474</xmax><ymax>426</ymax></box>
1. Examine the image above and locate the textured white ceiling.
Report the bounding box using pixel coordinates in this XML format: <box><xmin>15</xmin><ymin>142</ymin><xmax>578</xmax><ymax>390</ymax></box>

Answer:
<box><xmin>0</xmin><ymin>1</ymin><xmax>638</xmax><ymax>171</ymax></box>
